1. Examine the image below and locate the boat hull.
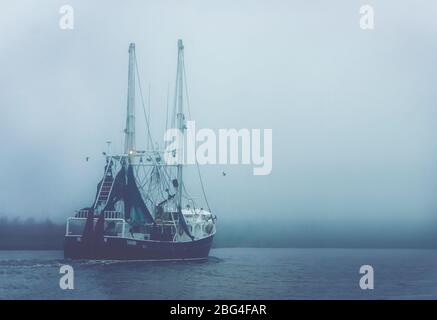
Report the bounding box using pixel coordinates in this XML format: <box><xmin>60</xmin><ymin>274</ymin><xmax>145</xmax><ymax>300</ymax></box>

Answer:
<box><xmin>64</xmin><ymin>235</ymin><xmax>214</xmax><ymax>260</ymax></box>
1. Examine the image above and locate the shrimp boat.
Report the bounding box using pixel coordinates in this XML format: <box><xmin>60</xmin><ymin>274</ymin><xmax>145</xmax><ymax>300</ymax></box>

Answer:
<box><xmin>64</xmin><ymin>40</ymin><xmax>216</xmax><ymax>260</ymax></box>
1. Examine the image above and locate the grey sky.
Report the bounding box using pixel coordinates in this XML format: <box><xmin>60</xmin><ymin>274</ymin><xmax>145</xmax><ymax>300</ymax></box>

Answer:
<box><xmin>1</xmin><ymin>0</ymin><xmax>437</xmax><ymax>237</ymax></box>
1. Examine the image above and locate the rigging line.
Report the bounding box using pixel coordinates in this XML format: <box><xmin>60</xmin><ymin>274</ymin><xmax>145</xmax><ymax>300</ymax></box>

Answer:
<box><xmin>163</xmin><ymin>82</ymin><xmax>172</xmax><ymax>181</ymax></box>
<box><xmin>181</xmin><ymin>182</ymin><xmax>196</xmax><ymax>206</ymax></box>
<box><xmin>139</xmin><ymin>166</ymin><xmax>152</xmax><ymax>188</ymax></box>
<box><xmin>170</xmin><ymin>59</ymin><xmax>179</xmax><ymax>132</ymax></box>
<box><xmin>181</xmin><ymin>185</ymin><xmax>197</xmax><ymax>210</ymax></box>
<box><xmin>134</xmin><ymin>52</ymin><xmax>155</xmax><ymax>151</ymax></box>
<box><xmin>147</xmin><ymin>84</ymin><xmax>151</xmax><ymax>150</ymax></box>
<box><xmin>182</xmin><ymin>64</ymin><xmax>212</xmax><ymax>213</ymax></box>
<box><xmin>165</xmin><ymin>82</ymin><xmax>170</xmax><ymax>140</ymax></box>
<box><xmin>158</xmin><ymin>157</ymin><xmax>174</xmax><ymax>182</ymax></box>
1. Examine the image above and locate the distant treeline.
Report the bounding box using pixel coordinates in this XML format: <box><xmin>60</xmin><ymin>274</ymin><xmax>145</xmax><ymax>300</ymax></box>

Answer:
<box><xmin>0</xmin><ymin>217</ymin><xmax>65</xmax><ymax>250</ymax></box>
<box><xmin>0</xmin><ymin>216</ymin><xmax>436</xmax><ymax>249</ymax></box>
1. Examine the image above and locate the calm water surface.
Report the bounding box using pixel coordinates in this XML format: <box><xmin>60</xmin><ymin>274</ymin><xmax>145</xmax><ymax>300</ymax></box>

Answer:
<box><xmin>0</xmin><ymin>248</ymin><xmax>436</xmax><ymax>299</ymax></box>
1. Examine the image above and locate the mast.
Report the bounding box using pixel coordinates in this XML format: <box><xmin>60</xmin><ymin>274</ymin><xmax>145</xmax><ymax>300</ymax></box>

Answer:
<box><xmin>175</xmin><ymin>39</ymin><xmax>185</xmax><ymax>210</ymax></box>
<box><xmin>124</xmin><ymin>43</ymin><xmax>136</xmax><ymax>156</ymax></box>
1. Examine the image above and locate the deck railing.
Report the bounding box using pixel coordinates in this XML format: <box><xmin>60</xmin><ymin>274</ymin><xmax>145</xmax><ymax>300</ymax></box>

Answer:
<box><xmin>75</xmin><ymin>210</ymin><xmax>123</xmax><ymax>219</ymax></box>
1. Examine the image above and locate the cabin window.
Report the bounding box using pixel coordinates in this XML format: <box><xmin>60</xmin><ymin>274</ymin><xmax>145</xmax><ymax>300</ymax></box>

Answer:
<box><xmin>68</xmin><ymin>219</ymin><xmax>86</xmax><ymax>235</ymax></box>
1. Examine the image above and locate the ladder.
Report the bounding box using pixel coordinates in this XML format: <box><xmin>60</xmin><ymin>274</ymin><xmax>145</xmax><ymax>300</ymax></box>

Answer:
<box><xmin>94</xmin><ymin>157</ymin><xmax>115</xmax><ymax>210</ymax></box>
